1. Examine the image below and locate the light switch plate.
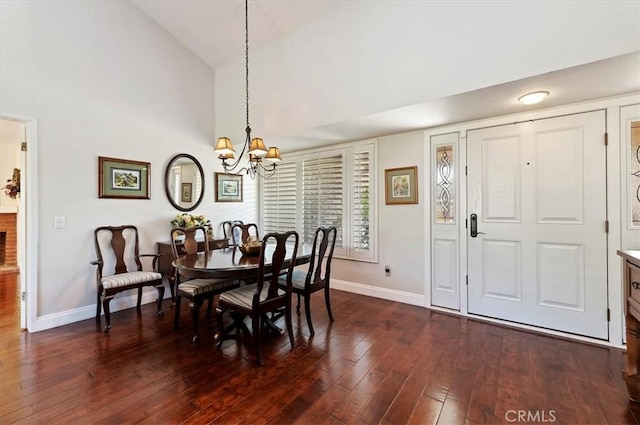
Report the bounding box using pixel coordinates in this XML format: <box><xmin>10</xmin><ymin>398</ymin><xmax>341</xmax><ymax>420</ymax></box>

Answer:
<box><xmin>54</xmin><ymin>216</ymin><xmax>66</xmax><ymax>229</ymax></box>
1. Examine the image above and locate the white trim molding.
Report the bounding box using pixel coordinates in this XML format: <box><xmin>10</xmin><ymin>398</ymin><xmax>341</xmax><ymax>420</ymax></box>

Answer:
<box><xmin>331</xmin><ymin>279</ymin><xmax>424</xmax><ymax>307</ymax></box>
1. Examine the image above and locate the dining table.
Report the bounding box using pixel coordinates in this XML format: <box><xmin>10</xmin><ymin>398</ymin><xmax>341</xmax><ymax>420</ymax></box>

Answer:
<box><xmin>172</xmin><ymin>243</ymin><xmax>313</xmax><ymax>337</ymax></box>
<box><xmin>172</xmin><ymin>243</ymin><xmax>313</xmax><ymax>282</ymax></box>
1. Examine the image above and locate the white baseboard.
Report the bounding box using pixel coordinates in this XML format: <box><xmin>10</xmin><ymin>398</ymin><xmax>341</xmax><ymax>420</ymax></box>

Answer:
<box><xmin>31</xmin><ymin>289</ymin><xmax>167</xmax><ymax>332</ymax></box>
<box><xmin>331</xmin><ymin>279</ymin><xmax>424</xmax><ymax>307</ymax></box>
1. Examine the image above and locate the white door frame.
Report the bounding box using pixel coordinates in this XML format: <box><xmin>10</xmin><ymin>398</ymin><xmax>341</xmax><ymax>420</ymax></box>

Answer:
<box><xmin>1</xmin><ymin>112</ymin><xmax>38</xmax><ymax>332</ymax></box>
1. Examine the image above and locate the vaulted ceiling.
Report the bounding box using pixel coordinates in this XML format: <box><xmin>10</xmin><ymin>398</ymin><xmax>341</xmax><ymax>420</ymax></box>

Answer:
<box><xmin>133</xmin><ymin>0</ymin><xmax>640</xmax><ymax>150</ymax></box>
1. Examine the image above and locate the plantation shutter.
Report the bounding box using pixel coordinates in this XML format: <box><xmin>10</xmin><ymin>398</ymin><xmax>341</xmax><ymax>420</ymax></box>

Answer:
<box><xmin>302</xmin><ymin>153</ymin><xmax>344</xmax><ymax>248</ymax></box>
<box><xmin>352</xmin><ymin>146</ymin><xmax>372</xmax><ymax>255</ymax></box>
<box><xmin>263</xmin><ymin>161</ymin><xmax>297</xmax><ymax>234</ymax></box>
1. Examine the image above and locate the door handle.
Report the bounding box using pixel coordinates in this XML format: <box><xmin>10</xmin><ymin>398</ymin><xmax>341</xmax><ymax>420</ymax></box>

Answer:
<box><xmin>470</xmin><ymin>213</ymin><xmax>485</xmax><ymax>238</ymax></box>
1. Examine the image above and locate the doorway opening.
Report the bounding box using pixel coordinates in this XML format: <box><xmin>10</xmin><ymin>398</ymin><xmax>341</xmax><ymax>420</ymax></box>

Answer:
<box><xmin>0</xmin><ymin>117</ymin><xmax>27</xmax><ymax>329</ymax></box>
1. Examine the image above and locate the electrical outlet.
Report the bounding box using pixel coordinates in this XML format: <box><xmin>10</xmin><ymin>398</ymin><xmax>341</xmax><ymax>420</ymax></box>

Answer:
<box><xmin>385</xmin><ymin>265</ymin><xmax>390</xmax><ymax>276</ymax></box>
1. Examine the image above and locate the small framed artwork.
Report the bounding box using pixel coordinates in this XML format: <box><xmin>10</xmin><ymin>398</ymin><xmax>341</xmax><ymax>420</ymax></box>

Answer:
<box><xmin>98</xmin><ymin>156</ymin><xmax>150</xmax><ymax>199</ymax></box>
<box><xmin>215</xmin><ymin>172</ymin><xmax>243</xmax><ymax>202</ymax></box>
<box><xmin>385</xmin><ymin>166</ymin><xmax>418</xmax><ymax>205</ymax></box>
<box><xmin>181</xmin><ymin>182</ymin><xmax>192</xmax><ymax>203</ymax></box>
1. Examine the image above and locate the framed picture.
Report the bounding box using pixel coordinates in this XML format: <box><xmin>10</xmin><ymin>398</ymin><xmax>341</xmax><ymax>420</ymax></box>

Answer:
<box><xmin>98</xmin><ymin>156</ymin><xmax>150</xmax><ymax>199</ymax></box>
<box><xmin>385</xmin><ymin>166</ymin><xmax>418</xmax><ymax>205</ymax></box>
<box><xmin>181</xmin><ymin>182</ymin><xmax>192</xmax><ymax>203</ymax></box>
<box><xmin>215</xmin><ymin>172</ymin><xmax>243</xmax><ymax>202</ymax></box>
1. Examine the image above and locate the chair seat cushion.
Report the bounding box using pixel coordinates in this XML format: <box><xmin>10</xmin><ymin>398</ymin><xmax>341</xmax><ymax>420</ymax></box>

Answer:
<box><xmin>101</xmin><ymin>271</ymin><xmax>162</xmax><ymax>289</ymax></box>
<box><xmin>178</xmin><ymin>278</ymin><xmax>237</xmax><ymax>296</ymax></box>
<box><xmin>278</xmin><ymin>270</ymin><xmax>308</xmax><ymax>289</ymax></box>
<box><xmin>220</xmin><ymin>284</ymin><xmax>285</xmax><ymax>309</ymax></box>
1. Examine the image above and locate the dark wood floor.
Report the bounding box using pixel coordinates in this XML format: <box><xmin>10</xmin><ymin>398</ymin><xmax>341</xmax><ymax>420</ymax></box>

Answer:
<box><xmin>1</xmin><ymin>272</ymin><xmax>639</xmax><ymax>424</ymax></box>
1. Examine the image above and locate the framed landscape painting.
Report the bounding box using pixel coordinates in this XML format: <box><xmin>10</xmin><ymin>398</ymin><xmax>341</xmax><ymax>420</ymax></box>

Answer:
<box><xmin>215</xmin><ymin>172</ymin><xmax>243</xmax><ymax>202</ymax></box>
<box><xmin>98</xmin><ymin>156</ymin><xmax>150</xmax><ymax>199</ymax></box>
<box><xmin>385</xmin><ymin>166</ymin><xmax>418</xmax><ymax>205</ymax></box>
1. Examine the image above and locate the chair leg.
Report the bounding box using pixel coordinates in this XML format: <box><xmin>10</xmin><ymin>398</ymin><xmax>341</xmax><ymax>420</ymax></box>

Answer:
<box><xmin>304</xmin><ymin>294</ymin><xmax>314</xmax><ymax>336</ymax></box>
<box><xmin>96</xmin><ymin>289</ymin><xmax>102</xmax><ymax>320</ymax></box>
<box><xmin>102</xmin><ymin>294</ymin><xmax>114</xmax><ymax>333</ymax></box>
<box><xmin>136</xmin><ymin>287</ymin><xmax>143</xmax><ymax>309</ymax></box>
<box><xmin>324</xmin><ymin>286</ymin><xmax>334</xmax><ymax>322</ymax></box>
<box><xmin>174</xmin><ymin>295</ymin><xmax>182</xmax><ymax>330</ymax></box>
<box><xmin>296</xmin><ymin>293</ymin><xmax>301</xmax><ymax>313</ymax></box>
<box><xmin>285</xmin><ymin>304</ymin><xmax>295</xmax><ymax>348</ymax></box>
<box><xmin>216</xmin><ymin>308</ymin><xmax>225</xmax><ymax>346</ymax></box>
<box><xmin>252</xmin><ymin>315</ymin><xmax>263</xmax><ymax>366</ymax></box>
<box><xmin>168</xmin><ymin>277</ymin><xmax>176</xmax><ymax>304</ymax></box>
<box><xmin>155</xmin><ymin>284</ymin><xmax>165</xmax><ymax>316</ymax></box>
<box><xmin>190</xmin><ymin>298</ymin><xmax>204</xmax><ymax>343</ymax></box>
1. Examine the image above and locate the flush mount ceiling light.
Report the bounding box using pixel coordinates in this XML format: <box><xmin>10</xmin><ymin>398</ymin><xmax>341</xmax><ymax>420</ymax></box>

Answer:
<box><xmin>214</xmin><ymin>0</ymin><xmax>282</xmax><ymax>179</ymax></box>
<box><xmin>517</xmin><ymin>91</ymin><xmax>550</xmax><ymax>105</ymax></box>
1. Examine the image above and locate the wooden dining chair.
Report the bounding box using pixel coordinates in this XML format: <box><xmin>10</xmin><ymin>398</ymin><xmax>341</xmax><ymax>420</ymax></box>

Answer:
<box><xmin>222</xmin><ymin>220</ymin><xmax>243</xmax><ymax>246</ymax></box>
<box><xmin>171</xmin><ymin>226</ymin><xmax>239</xmax><ymax>342</ymax></box>
<box><xmin>217</xmin><ymin>230</ymin><xmax>299</xmax><ymax>365</ymax></box>
<box><xmin>231</xmin><ymin>222</ymin><xmax>259</xmax><ymax>247</ymax></box>
<box><xmin>279</xmin><ymin>226</ymin><xmax>337</xmax><ymax>336</ymax></box>
<box><xmin>91</xmin><ymin>225</ymin><xmax>165</xmax><ymax>333</ymax></box>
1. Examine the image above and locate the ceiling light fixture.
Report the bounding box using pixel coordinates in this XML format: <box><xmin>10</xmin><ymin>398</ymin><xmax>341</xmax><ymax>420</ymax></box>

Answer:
<box><xmin>214</xmin><ymin>0</ymin><xmax>281</xmax><ymax>179</ymax></box>
<box><xmin>517</xmin><ymin>91</ymin><xmax>550</xmax><ymax>105</ymax></box>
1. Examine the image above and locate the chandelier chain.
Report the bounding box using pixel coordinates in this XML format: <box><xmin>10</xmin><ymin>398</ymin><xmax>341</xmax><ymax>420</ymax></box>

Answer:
<box><xmin>245</xmin><ymin>0</ymin><xmax>250</xmax><ymax>128</ymax></box>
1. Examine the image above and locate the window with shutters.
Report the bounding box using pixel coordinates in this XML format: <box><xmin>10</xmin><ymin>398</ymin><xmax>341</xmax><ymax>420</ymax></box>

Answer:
<box><xmin>260</xmin><ymin>140</ymin><xmax>377</xmax><ymax>262</ymax></box>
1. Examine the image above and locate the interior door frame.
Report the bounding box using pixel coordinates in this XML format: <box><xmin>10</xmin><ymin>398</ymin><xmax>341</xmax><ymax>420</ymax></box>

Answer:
<box><xmin>1</xmin><ymin>112</ymin><xmax>38</xmax><ymax>332</ymax></box>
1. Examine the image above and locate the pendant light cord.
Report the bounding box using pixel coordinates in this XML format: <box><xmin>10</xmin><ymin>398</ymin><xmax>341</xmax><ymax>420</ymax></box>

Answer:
<box><xmin>245</xmin><ymin>0</ymin><xmax>250</xmax><ymax>129</ymax></box>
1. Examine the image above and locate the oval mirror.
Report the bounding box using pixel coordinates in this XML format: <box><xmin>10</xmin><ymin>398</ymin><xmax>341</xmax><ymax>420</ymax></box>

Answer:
<box><xmin>164</xmin><ymin>153</ymin><xmax>205</xmax><ymax>212</ymax></box>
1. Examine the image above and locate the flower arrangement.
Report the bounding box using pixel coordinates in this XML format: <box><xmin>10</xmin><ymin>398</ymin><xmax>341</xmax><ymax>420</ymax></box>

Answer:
<box><xmin>170</xmin><ymin>213</ymin><xmax>211</xmax><ymax>229</ymax></box>
<box><xmin>3</xmin><ymin>168</ymin><xmax>20</xmax><ymax>199</ymax></box>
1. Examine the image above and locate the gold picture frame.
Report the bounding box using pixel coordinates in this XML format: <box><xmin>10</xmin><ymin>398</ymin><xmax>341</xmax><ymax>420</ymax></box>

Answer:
<box><xmin>385</xmin><ymin>166</ymin><xmax>418</xmax><ymax>205</ymax></box>
<box><xmin>98</xmin><ymin>156</ymin><xmax>150</xmax><ymax>199</ymax></box>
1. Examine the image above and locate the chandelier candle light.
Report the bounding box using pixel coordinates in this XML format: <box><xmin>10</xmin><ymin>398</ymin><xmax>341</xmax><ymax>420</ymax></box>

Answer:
<box><xmin>214</xmin><ymin>0</ymin><xmax>282</xmax><ymax>179</ymax></box>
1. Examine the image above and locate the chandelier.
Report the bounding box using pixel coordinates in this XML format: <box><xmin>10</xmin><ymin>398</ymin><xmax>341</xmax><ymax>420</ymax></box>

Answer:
<box><xmin>214</xmin><ymin>0</ymin><xmax>281</xmax><ymax>179</ymax></box>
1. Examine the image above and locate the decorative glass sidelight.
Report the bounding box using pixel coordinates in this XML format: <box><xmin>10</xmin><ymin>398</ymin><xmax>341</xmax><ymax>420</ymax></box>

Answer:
<box><xmin>435</xmin><ymin>145</ymin><xmax>455</xmax><ymax>223</ymax></box>
<box><xmin>632</xmin><ymin>120</ymin><xmax>640</xmax><ymax>227</ymax></box>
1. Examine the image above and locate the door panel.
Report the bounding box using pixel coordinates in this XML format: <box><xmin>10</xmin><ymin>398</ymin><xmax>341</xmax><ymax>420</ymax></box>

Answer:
<box><xmin>468</xmin><ymin>110</ymin><xmax>608</xmax><ymax>339</ymax></box>
<box><xmin>536</xmin><ymin>127</ymin><xmax>584</xmax><ymax>223</ymax></box>
<box><xmin>483</xmin><ymin>135</ymin><xmax>521</xmax><ymax>222</ymax></box>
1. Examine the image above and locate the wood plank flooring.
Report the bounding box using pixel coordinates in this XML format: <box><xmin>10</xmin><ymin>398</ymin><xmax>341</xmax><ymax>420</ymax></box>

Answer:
<box><xmin>1</xmin><ymin>271</ymin><xmax>639</xmax><ymax>424</ymax></box>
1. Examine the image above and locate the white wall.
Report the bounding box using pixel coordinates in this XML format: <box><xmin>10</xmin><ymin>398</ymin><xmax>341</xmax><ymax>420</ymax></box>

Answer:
<box><xmin>215</xmin><ymin>1</ymin><xmax>640</xmax><ymax>143</ymax></box>
<box><xmin>0</xmin><ymin>1</ymin><xmax>257</xmax><ymax>328</ymax></box>
<box><xmin>328</xmin><ymin>131</ymin><xmax>426</xmax><ymax>304</ymax></box>
<box><xmin>0</xmin><ymin>119</ymin><xmax>22</xmax><ymax>213</ymax></box>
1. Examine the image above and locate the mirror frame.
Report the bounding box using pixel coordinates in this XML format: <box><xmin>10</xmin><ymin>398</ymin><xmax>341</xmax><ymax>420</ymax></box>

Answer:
<box><xmin>164</xmin><ymin>153</ymin><xmax>205</xmax><ymax>212</ymax></box>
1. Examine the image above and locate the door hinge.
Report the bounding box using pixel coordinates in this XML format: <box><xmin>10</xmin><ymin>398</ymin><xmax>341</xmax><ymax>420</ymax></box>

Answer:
<box><xmin>465</xmin><ymin>218</ymin><xmax>468</xmax><ymax>229</ymax></box>
<box><xmin>604</xmin><ymin>132</ymin><xmax>608</xmax><ymax>146</ymax></box>
<box><xmin>607</xmin><ymin>308</ymin><xmax>610</xmax><ymax>322</ymax></box>
<box><xmin>21</xmin><ymin>142</ymin><xmax>27</xmax><ymax>151</ymax></box>
<box><xmin>605</xmin><ymin>220</ymin><xmax>609</xmax><ymax>233</ymax></box>
<box><xmin>466</xmin><ymin>275</ymin><xmax>469</xmax><ymax>286</ymax></box>
<box><xmin>465</xmin><ymin>165</ymin><xmax>468</xmax><ymax>176</ymax></box>
<box><xmin>21</xmin><ymin>291</ymin><xmax>26</xmax><ymax>301</ymax></box>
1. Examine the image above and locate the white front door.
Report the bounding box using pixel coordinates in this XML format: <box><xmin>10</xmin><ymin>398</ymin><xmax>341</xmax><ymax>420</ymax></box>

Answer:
<box><xmin>467</xmin><ymin>110</ymin><xmax>608</xmax><ymax>339</ymax></box>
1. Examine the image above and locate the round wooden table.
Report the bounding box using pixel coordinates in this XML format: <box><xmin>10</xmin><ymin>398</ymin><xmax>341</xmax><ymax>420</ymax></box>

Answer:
<box><xmin>172</xmin><ymin>244</ymin><xmax>312</xmax><ymax>281</ymax></box>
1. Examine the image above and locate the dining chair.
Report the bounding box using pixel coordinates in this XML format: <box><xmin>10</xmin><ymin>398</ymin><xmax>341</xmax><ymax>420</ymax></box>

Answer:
<box><xmin>171</xmin><ymin>226</ymin><xmax>239</xmax><ymax>342</ymax></box>
<box><xmin>222</xmin><ymin>220</ymin><xmax>244</xmax><ymax>246</ymax></box>
<box><xmin>279</xmin><ymin>226</ymin><xmax>337</xmax><ymax>336</ymax></box>
<box><xmin>217</xmin><ymin>230</ymin><xmax>299</xmax><ymax>365</ymax></box>
<box><xmin>91</xmin><ymin>225</ymin><xmax>165</xmax><ymax>333</ymax></box>
<box><xmin>231</xmin><ymin>222</ymin><xmax>259</xmax><ymax>247</ymax></box>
